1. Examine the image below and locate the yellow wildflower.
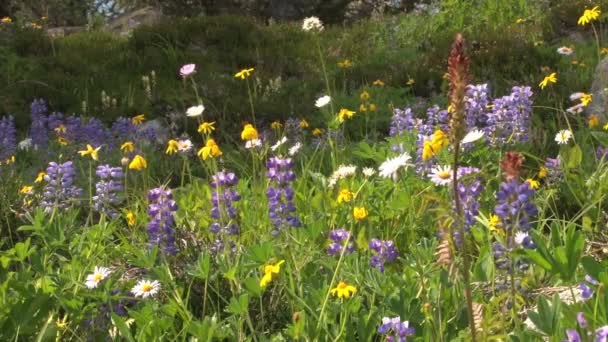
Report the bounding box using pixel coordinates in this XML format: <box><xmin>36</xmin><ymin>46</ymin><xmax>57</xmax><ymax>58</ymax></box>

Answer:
<box><xmin>422</xmin><ymin>130</ymin><xmax>449</xmax><ymax>161</ymax></box>
<box><xmin>338</xmin><ymin>108</ymin><xmax>356</xmax><ymax>123</ymax></box>
<box><xmin>526</xmin><ymin>178</ymin><xmax>540</xmax><ymax>190</ymax></box>
<box><xmin>20</xmin><ymin>185</ymin><xmax>33</xmax><ymax>194</ymax></box>
<box><xmin>312</xmin><ymin>128</ymin><xmax>323</xmax><ymax>136</ymax></box>
<box><xmin>35</xmin><ymin>172</ymin><xmax>47</xmax><ymax>183</ymax></box>
<box><xmin>337</xmin><ymin>59</ymin><xmax>352</xmax><ymax>68</ymax></box>
<box><xmin>359</xmin><ymin>103</ymin><xmax>367</xmax><ymax>112</ymax></box>
<box><xmin>370</xmin><ymin>103</ymin><xmax>377</xmax><ymax>112</ymax></box>
<box><xmin>299</xmin><ymin>119</ymin><xmax>309</xmax><ymax>128</ymax></box>
<box><xmin>538</xmin><ymin>166</ymin><xmax>547</xmax><ymax>179</ymax></box>
<box><xmin>604</xmin><ymin>123</ymin><xmax>608</xmax><ymax>130</ymax></box>
<box><xmin>234</xmin><ymin>67</ymin><xmax>255</xmax><ymax>79</ymax></box>
<box><xmin>601</xmin><ymin>47</ymin><xmax>608</xmax><ymax>55</ymax></box>
<box><xmin>539</xmin><ymin>72</ymin><xmax>557</xmax><ymax>89</ymax></box>
<box><xmin>259</xmin><ymin>260</ymin><xmax>285</xmax><ymax>288</ymax></box>
<box><xmin>57</xmin><ymin>136</ymin><xmax>68</xmax><ymax>146</ymax></box>
<box><xmin>271</xmin><ymin>121</ymin><xmax>283</xmax><ymax>130</ymax></box>
<box><xmin>337</xmin><ymin>189</ymin><xmax>354</xmax><ymax>204</ymax></box>
<box><xmin>406</xmin><ymin>78</ymin><xmax>415</xmax><ymax>86</ymax></box>
<box><xmin>589</xmin><ymin>114</ymin><xmax>600</xmax><ymax>128</ymax></box>
<box><xmin>360</xmin><ymin>91</ymin><xmax>370</xmax><ymax>101</ymax></box>
<box><xmin>1</xmin><ymin>17</ymin><xmax>12</xmax><ymax>23</ymax></box>
<box><xmin>373</xmin><ymin>79</ymin><xmax>385</xmax><ymax>87</ymax></box>
<box><xmin>442</xmin><ymin>72</ymin><xmax>450</xmax><ymax>80</ymax></box>
<box><xmin>330</xmin><ymin>281</ymin><xmax>357</xmax><ymax>299</ymax></box>
<box><xmin>166</xmin><ymin>139</ymin><xmax>179</xmax><ymax>155</ymax></box>
<box><xmin>581</xmin><ymin>93</ymin><xmax>593</xmax><ymax>106</ymax></box>
<box><xmin>197</xmin><ymin>139</ymin><xmax>222</xmax><ymax>160</ymax></box>
<box><xmin>78</xmin><ymin>144</ymin><xmax>102</xmax><ymax>161</ymax></box>
<box><xmin>353</xmin><ymin>207</ymin><xmax>368</xmax><ymax>221</ymax></box>
<box><xmin>132</xmin><ymin>114</ymin><xmax>145</xmax><ymax>125</ymax></box>
<box><xmin>121</xmin><ymin>141</ymin><xmax>135</xmax><ymax>153</ymax></box>
<box><xmin>516</xmin><ymin>18</ymin><xmax>525</xmax><ymax>24</ymax></box>
<box><xmin>241</xmin><ymin>124</ymin><xmax>259</xmax><ymax>141</ymax></box>
<box><xmin>54</xmin><ymin>124</ymin><xmax>66</xmax><ymax>133</ymax></box>
<box><xmin>578</xmin><ymin>6</ymin><xmax>601</xmax><ymax>26</ymax></box>
<box><xmin>126</xmin><ymin>212</ymin><xmax>136</xmax><ymax>226</ymax></box>
<box><xmin>128</xmin><ymin>155</ymin><xmax>147</xmax><ymax>170</ymax></box>
<box><xmin>198</xmin><ymin>122</ymin><xmax>216</xmax><ymax>135</ymax></box>
<box><xmin>489</xmin><ymin>214</ymin><xmax>502</xmax><ymax>234</ymax></box>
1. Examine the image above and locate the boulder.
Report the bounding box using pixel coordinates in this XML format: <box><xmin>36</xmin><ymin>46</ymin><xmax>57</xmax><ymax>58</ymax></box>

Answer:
<box><xmin>105</xmin><ymin>6</ymin><xmax>163</xmax><ymax>36</ymax></box>
<box><xmin>587</xmin><ymin>55</ymin><xmax>608</xmax><ymax>120</ymax></box>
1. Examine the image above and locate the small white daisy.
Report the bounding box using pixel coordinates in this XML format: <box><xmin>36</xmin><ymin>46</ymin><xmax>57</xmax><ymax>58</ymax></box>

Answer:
<box><xmin>131</xmin><ymin>279</ymin><xmax>161</xmax><ymax>298</ymax></box>
<box><xmin>328</xmin><ymin>164</ymin><xmax>357</xmax><ymax>187</ymax></box>
<box><xmin>85</xmin><ymin>266</ymin><xmax>111</xmax><ymax>289</ymax></box>
<box><xmin>245</xmin><ymin>138</ymin><xmax>262</xmax><ymax>149</ymax></box>
<box><xmin>514</xmin><ymin>231</ymin><xmax>529</xmax><ymax>245</ymax></box>
<box><xmin>288</xmin><ymin>142</ymin><xmax>302</xmax><ymax>156</ymax></box>
<box><xmin>177</xmin><ymin>139</ymin><xmax>192</xmax><ymax>152</ymax></box>
<box><xmin>186</xmin><ymin>105</ymin><xmax>205</xmax><ymax>117</ymax></box>
<box><xmin>271</xmin><ymin>136</ymin><xmax>288</xmax><ymax>151</ymax></box>
<box><xmin>429</xmin><ymin>165</ymin><xmax>453</xmax><ymax>186</ymax></box>
<box><xmin>555</xmin><ymin>129</ymin><xmax>573</xmax><ymax>145</ymax></box>
<box><xmin>302</xmin><ymin>16</ymin><xmax>324</xmax><ymax>32</ymax></box>
<box><xmin>18</xmin><ymin>138</ymin><xmax>33</xmax><ymax>151</ymax></box>
<box><xmin>556</xmin><ymin>46</ymin><xmax>574</xmax><ymax>56</ymax></box>
<box><xmin>378</xmin><ymin>152</ymin><xmax>412</xmax><ymax>181</ymax></box>
<box><xmin>315</xmin><ymin>95</ymin><xmax>331</xmax><ymax>108</ymax></box>
<box><xmin>461</xmin><ymin>129</ymin><xmax>485</xmax><ymax>144</ymax></box>
<box><xmin>362</xmin><ymin>167</ymin><xmax>375</xmax><ymax>177</ymax></box>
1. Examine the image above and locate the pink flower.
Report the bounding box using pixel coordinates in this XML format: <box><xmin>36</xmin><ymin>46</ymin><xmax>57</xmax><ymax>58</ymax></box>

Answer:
<box><xmin>180</xmin><ymin>64</ymin><xmax>196</xmax><ymax>77</ymax></box>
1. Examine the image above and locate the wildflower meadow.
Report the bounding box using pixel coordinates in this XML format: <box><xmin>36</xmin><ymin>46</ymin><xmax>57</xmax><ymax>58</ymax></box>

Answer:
<box><xmin>1</xmin><ymin>2</ymin><xmax>608</xmax><ymax>341</ymax></box>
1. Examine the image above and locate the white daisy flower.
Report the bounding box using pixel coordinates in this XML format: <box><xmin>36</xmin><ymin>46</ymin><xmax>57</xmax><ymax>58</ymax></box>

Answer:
<box><xmin>271</xmin><ymin>136</ymin><xmax>288</xmax><ymax>151</ymax></box>
<box><xmin>556</xmin><ymin>46</ymin><xmax>574</xmax><ymax>55</ymax></box>
<box><xmin>302</xmin><ymin>16</ymin><xmax>324</xmax><ymax>32</ymax></box>
<box><xmin>378</xmin><ymin>152</ymin><xmax>412</xmax><ymax>181</ymax></box>
<box><xmin>245</xmin><ymin>139</ymin><xmax>262</xmax><ymax>149</ymax></box>
<box><xmin>362</xmin><ymin>167</ymin><xmax>375</xmax><ymax>177</ymax></box>
<box><xmin>315</xmin><ymin>95</ymin><xmax>331</xmax><ymax>108</ymax></box>
<box><xmin>186</xmin><ymin>105</ymin><xmax>205</xmax><ymax>117</ymax></box>
<box><xmin>461</xmin><ymin>129</ymin><xmax>485</xmax><ymax>144</ymax></box>
<box><xmin>328</xmin><ymin>164</ymin><xmax>357</xmax><ymax>187</ymax></box>
<box><xmin>177</xmin><ymin>139</ymin><xmax>192</xmax><ymax>152</ymax></box>
<box><xmin>429</xmin><ymin>165</ymin><xmax>453</xmax><ymax>186</ymax></box>
<box><xmin>85</xmin><ymin>266</ymin><xmax>111</xmax><ymax>289</ymax></box>
<box><xmin>131</xmin><ymin>279</ymin><xmax>161</xmax><ymax>298</ymax></box>
<box><xmin>555</xmin><ymin>129</ymin><xmax>573</xmax><ymax>145</ymax></box>
<box><xmin>514</xmin><ymin>231</ymin><xmax>529</xmax><ymax>245</ymax></box>
<box><xmin>288</xmin><ymin>142</ymin><xmax>302</xmax><ymax>156</ymax></box>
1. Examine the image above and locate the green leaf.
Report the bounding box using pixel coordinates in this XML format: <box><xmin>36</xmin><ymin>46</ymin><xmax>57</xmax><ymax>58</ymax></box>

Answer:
<box><xmin>243</xmin><ymin>277</ymin><xmax>262</xmax><ymax>297</ymax></box>
<box><xmin>111</xmin><ymin>313</ymin><xmax>135</xmax><ymax>342</ymax></box>
<box><xmin>591</xmin><ymin>131</ymin><xmax>608</xmax><ymax>146</ymax></box>
<box><xmin>226</xmin><ymin>293</ymin><xmax>249</xmax><ymax>315</ymax></box>
<box><xmin>581</xmin><ymin>256</ymin><xmax>603</xmax><ymax>279</ymax></box>
<box><xmin>561</xmin><ymin>144</ymin><xmax>582</xmax><ymax>168</ymax></box>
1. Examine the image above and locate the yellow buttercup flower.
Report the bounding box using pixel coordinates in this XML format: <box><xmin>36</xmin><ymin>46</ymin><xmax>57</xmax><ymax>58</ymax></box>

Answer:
<box><xmin>20</xmin><ymin>185</ymin><xmax>33</xmax><ymax>194</ymax></box>
<box><xmin>539</xmin><ymin>72</ymin><xmax>557</xmax><ymax>89</ymax></box>
<box><xmin>578</xmin><ymin>6</ymin><xmax>601</xmax><ymax>26</ymax></box>
<box><xmin>312</xmin><ymin>128</ymin><xmax>323</xmax><ymax>136</ymax></box>
<box><xmin>35</xmin><ymin>172</ymin><xmax>47</xmax><ymax>183</ymax></box>
<box><xmin>337</xmin><ymin>59</ymin><xmax>352</xmax><ymax>68</ymax></box>
<box><xmin>330</xmin><ymin>281</ymin><xmax>357</xmax><ymax>299</ymax></box>
<box><xmin>271</xmin><ymin>121</ymin><xmax>283</xmax><ymax>130</ymax></box>
<box><xmin>57</xmin><ymin>136</ymin><xmax>68</xmax><ymax>146</ymax></box>
<box><xmin>353</xmin><ymin>207</ymin><xmax>368</xmax><ymax>221</ymax></box>
<box><xmin>126</xmin><ymin>212</ymin><xmax>136</xmax><ymax>226</ymax></box>
<box><xmin>489</xmin><ymin>214</ymin><xmax>502</xmax><ymax>234</ymax></box>
<box><xmin>129</xmin><ymin>155</ymin><xmax>147</xmax><ymax>170</ymax></box>
<box><xmin>166</xmin><ymin>139</ymin><xmax>179</xmax><ymax>155</ymax></box>
<box><xmin>121</xmin><ymin>141</ymin><xmax>135</xmax><ymax>153</ymax></box>
<box><xmin>360</xmin><ymin>91</ymin><xmax>370</xmax><ymax>101</ymax></box>
<box><xmin>581</xmin><ymin>93</ymin><xmax>593</xmax><ymax>106</ymax></box>
<box><xmin>516</xmin><ymin>18</ymin><xmax>525</xmax><ymax>24</ymax></box>
<box><xmin>338</xmin><ymin>108</ymin><xmax>356</xmax><ymax>123</ymax></box>
<box><xmin>369</xmin><ymin>103</ymin><xmax>377</xmax><ymax>112</ymax></box>
<box><xmin>54</xmin><ymin>124</ymin><xmax>66</xmax><ymax>133</ymax></box>
<box><xmin>198</xmin><ymin>122</ymin><xmax>215</xmax><ymax>135</ymax></box>
<box><xmin>538</xmin><ymin>166</ymin><xmax>548</xmax><ymax>179</ymax></box>
<box><xmin>197</xmin><ymin>139</ymin><xmax>222</xmax><ymax>160</ymax></box>
<box><xmin>234</xmin><ymin>68</ymin><xmax>255</xmax><ymax>80</ymax></box>
<box><xmin>78</xmin><ymin>144</ymin><xmax>102</xmax><ymax>161</ymax></box>
<box><xmin>241</xmin><ymin>124</ymin><xmax>259</xmax><ymax>141</ymax></box>
<box><xmin>132</xmin><ymin>114</ymin><xmax>145</xmax><ymax>125</ymax></box>
<box><xmin>259</xmin><ymin>260</ymin><xmax>285</xmax><ymax>288</ymax></box>
<box><xmin>422</xmin><ymin>130</ymin><xmax>449</xmax><ymax>161</ymax></box>
<box><xmin>337</xmin><ymin>189</ymin><xmax>354</xmax><ymax>204</ymax></box>
<box><xmin>589</xmin><ymin>114</ymin><xmax>600</xmax><ymax>128</ymax></box>
<box><xmin>372</xmin><ymin>79</ymin><xmax>385</xmax><ymax>87</ymax></box>
<box><xmin>406</xmin><ymin>78</ymin><xmax>415</xmax><ymax>86</ymax></box>
<box><xmin>526</xmin><ymin>178</ymin><xmax>540</xmax><ymax>190</ymax></box>
<box><xmin>359</xmin><ymin>103</ymin><xmax>367</xmax><ymax>112</ymax></box>
<box><xmin>299</xmin><ymin>119</ymin><xmax>309</xmax><ymax>128</ymax></box>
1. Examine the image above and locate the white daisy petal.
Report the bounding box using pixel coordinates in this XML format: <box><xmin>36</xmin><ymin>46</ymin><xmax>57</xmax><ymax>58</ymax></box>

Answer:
<box><xmin>186</xmin><ymin>105</ymin><xmax>205</xmax><ymax>117</ymax></box>
<box><xmin>378</xmin><ymin>152</ymin><xmax>412</xmax><ymax>181</ymax></box>
<box><xmin>555</xmin><ymin>129</ymin><xmax>573</xmax><ymax>145</ymax></box>
<box><xmin>461</xmin><ymin>129</ymin><xmax>485</xmax><ymax>144</ymax></box>
<box><xmin>131</xmin><ymin>279</ymin><xmax>161</xmax><ymax>298</ymax></box>
<box><xmin>315</xmin><ymin>95</ymin><xmax>331</xmax><ymax>108</ymax></box>
<box><xmin>85</xmin><ymin>266</ymin><xmax>111</xmax><ymax>289</ymax></box>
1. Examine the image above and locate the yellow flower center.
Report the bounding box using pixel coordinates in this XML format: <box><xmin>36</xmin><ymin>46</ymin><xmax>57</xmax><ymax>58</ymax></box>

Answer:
<box><xmin>93</xmin><ymin>273</ymin><xmax>103</xmax><ymax>281</ymax></box>
<box><xmin>438</xmin><ymin>171</ymin><xmax>451</xmax><ymax>179</ymax></box>
<box><xmin>142</xmin><ymin>284</ymin><xmax>153</xmax><ymax>292</ymax></box>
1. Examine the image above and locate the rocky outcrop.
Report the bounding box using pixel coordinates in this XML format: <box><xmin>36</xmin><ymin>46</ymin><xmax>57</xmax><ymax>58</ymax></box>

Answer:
<box><xmin>587</xmin><ymin>55</ymin><xmax>608</xmax><ymax>120</ymax></box>
<box><xmin>105</xmin><ymin>6</ymin><xmax>163</xmax><ymax>36</ymax></box>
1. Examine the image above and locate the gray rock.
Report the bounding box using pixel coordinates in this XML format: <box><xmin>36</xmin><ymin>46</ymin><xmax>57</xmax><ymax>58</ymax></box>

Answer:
<box><xmin>138</xmin><ymin>118</ymin><xmax>170</xmax><ymax>145</ymax></box>
<box><xmin>105</xmin><ymin>6</ymin><xmax>163</xmax><ymax>36</ymax></box>
<box><xmin>587</xmin><ymin>55</ymin><xmax>608</xmax><ymax>120</ymax></box>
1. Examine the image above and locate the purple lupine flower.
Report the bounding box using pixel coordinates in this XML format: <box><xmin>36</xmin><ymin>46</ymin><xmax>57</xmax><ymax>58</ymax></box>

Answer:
<box><xmin>452</xmin><ymin>173</ymin><xmax>484</xmax><ymax>246</ymax></box>
<box><xmin>0</xmin><ymin>115</ymin><xmax>17</xmax><ymax>160</ymax></box>
<box><xmin>92</xmin><ymin>165</ymin><xmax>123</xmax><ymax>219</ymax></box>
<box><xmin>485</xmin><ymin>86</ymin><xmax>533</xmax><ymax>146</ymax></box>
<box><xmin>284</xmin><ymin>117</ymin><xmax>305</xmax><ymax>143</ymax></box>
<box><xmin>492</xmin><ymin>242</ymin><xmax>509</xmax><ymax>270</ymax></box>
<box><xmin>369</xmin><ymin>239</ymin><xmax>398</xmax><ymax>272</ymax></box>
<box><xmin>63</xmin><ymin>115</ymin><xmax>82</xmax><ymax>143</ymax></box>
<box><xmin>327</xmin><ymin>229</ymin><xmax>355</xmax><ymax>256</ymax></box>
<box><xmin>425</xmin><ymin>105</ymin><xmax>449</xmax><ymax>131</ymax></box>
<box><xmin>577</xmin><ymin>312</ymin><xmax>588</xmax><ymax>329</ymax></box>
<box><xmin>580</xmin><ymin>283</ymin><xmax>594</xmax><ymax>300</ymax></box>
<box><xmin>377</xmin><ymin>316</ymin><xmax>415</xmax><ymax>342</ymax></box>
<box><xmin>389</xmin><ymin>107</ymin><xmax>416</xmax><ymax>137</ymax></box>
<box><xmin>41</xmin><ymin>161</ymin><xmax>83</xmax><ymax>213</ymax></box>
<box><xmin>597</xmin><ymin>326</ymin><xmax>608</xmax><ymax>342</ymax></box>
<box><xmin>47</xmin><ymin>112</ymin><xmax>64</xmax><ymax>132</ymax></box>
<box><xmin>465</xmin><ymin>84</ymin><xmax>490</xmax><ymax>129</ymax></box>
<box><xmin>494</xmin><ymin>180</ymin><xmax>537</xmax><ymax>233</ymax></box>
<box><xmin>209</xmin><ymin>171</ymin><xmax>241</xmax><ymax>253</ymax></box>
<box><xmin>30</xmin><ymin>98</ymin><xmax>49</xmax><ymax>148</ymax></box>
<box><xmin>544</xmin><ymin>157</ymin><xmax>563</xmax><ymax>186</ymax></box>
<box><xmin>81</xmin><ymin>118</ymin><xmax>112</xmax><ymax>149</ymax></box>
<box><xmin>563</xmin><ymin>329</ymin><xmax>582</xmax><ymax>342</ymax></box>
<box><xmin>147</xmin><ymin>187</ymin><xmax>178</xmax><ymax>255</ymax></box>
<box><xmin>111</xmin><ymin>117</ymin><xmax>137</xmax><ymax>142</ymax></box>
<box><xmin>266</xmin><ymin>157</ymin><xmax>301</xmax><ymax>235</ymax></box>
